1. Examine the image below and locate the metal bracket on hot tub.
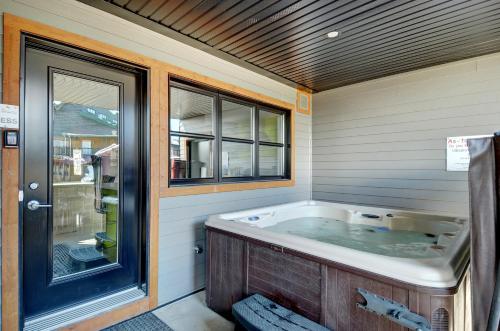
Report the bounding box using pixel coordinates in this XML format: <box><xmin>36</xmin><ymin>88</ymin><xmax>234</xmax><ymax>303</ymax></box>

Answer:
<box><xmin>356</xmin><ymin>288</ymin><xmax>431</xmax><ymax>331</ymax></box>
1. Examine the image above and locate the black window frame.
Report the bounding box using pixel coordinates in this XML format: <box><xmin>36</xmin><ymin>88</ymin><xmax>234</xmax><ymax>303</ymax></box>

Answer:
<box><xmin>168</xmin><ymin>77</ymin><xmax>291</xmax><ymax>187</ymax></box>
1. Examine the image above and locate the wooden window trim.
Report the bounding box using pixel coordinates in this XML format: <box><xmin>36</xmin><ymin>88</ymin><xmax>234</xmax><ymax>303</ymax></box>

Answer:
<box><xmin>159</xmin><ymin>71</ymin><xmax>296</xmax><ymax>197</ymax></box>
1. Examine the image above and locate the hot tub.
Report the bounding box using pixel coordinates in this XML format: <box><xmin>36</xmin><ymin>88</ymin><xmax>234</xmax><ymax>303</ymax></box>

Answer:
<box><xmin>206</xmin><ymin>200</ymin><xmax>469</xmax><ymax>288</ymax></box>
<box><xmin>205</xmin><ymin>200</ymin><xmax>470</xmax><ymax>330</ymax></box>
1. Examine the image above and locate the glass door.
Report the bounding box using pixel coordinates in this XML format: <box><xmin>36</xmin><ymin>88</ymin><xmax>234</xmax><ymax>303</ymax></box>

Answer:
<box><xmin>22</xmin><ymin>37</ymin><xmax>146</xmax><ymax>318</ymax></box>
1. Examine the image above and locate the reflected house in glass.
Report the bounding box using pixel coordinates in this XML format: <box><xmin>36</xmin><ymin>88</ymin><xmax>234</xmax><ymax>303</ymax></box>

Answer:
<box><xmin>169</xmin><ymin>84</ymin><xmax>215</xmax><ymax>181</ymax></box>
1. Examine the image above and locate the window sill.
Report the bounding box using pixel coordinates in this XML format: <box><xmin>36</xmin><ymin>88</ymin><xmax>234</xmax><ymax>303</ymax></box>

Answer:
<box><xmin>160</xmin><ymin>179</ymin><xmax>295</xmax><ymax>197</ymax></box>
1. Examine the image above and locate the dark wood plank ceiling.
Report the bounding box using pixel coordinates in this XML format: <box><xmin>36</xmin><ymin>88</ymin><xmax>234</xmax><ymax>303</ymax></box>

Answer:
<box><xmin>82</xmin><ymin>0</ymin><xmax>500</xmax><ymax>92</ymax></box>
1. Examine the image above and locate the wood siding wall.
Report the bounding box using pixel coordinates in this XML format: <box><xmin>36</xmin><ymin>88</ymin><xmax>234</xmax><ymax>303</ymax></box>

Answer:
<box><xmin>312</xmin><ymin>53</ymin><xmax>500</xmax><ymax>217</ymax></box>
<box><xmin>0</xmin><ymin>0</ymin><xmax>311</xmax><ymax>312</ymax></box>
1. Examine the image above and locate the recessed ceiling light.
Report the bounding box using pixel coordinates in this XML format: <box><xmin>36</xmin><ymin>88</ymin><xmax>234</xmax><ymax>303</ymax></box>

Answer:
<box><xmin>327</xmin><ymin>31</ymin><xmax>340</xmax><ymax>38</ymax></box>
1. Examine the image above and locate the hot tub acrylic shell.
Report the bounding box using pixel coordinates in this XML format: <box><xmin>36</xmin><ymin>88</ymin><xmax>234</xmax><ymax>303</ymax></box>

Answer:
<box><xmin>206</xmin><ymin>200</ymin><xmax>469</xmax><ymax>289</ymax></box>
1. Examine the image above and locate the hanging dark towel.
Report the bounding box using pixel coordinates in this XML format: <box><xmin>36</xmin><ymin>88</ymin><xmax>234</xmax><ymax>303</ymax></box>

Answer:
<box><xmin>468</xmin><ymin>136</ymin><xmax>500</xmax><ymax>331</ymax></box>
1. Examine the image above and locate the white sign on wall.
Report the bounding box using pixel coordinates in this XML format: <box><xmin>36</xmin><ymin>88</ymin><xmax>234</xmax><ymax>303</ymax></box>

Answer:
<box><xmin>446</xmin><ymin>135</ymin><xmax>491</xmax><ymax>171</ymax></box>
<box><xmin>73</xmin><ymin>149</ymin><xmax>82</xmax><ymax>176</ymax></box>
<box><xmin>0</xmin><ymin>104</ymin><xmax>19</xmax><ymax>129</ymax></box>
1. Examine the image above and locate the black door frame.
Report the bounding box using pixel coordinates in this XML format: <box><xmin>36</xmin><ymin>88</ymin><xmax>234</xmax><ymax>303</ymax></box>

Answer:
<box><xmin>19</xmin><ymin>34</ymin><xmax>151</xmax><ymax>322</ymax></box>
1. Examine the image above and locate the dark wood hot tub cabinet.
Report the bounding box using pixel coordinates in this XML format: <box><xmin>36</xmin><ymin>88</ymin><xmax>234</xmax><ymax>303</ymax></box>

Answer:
<box><xmin>205</xmin><ymin>227</ymin><xmax>470</xmax><ymax>331</ymax></box>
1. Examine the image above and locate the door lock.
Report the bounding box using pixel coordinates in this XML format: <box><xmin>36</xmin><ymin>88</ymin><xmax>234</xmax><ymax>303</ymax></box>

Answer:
<box><xmin>29</xmin><ymin>182</ymin><xmax>39</xmax><ymax>190</ymax></box>
<box><xmin>27</xmin><ymin>200</ymin><xmax>52</xmax><ymax>211</ymax></box>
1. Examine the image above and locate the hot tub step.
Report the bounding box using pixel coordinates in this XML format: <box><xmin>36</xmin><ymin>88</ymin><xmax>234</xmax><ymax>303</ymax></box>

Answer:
<box><xmin>232</xmin><ymin>294</ymin><xmax>331</xmax><ymax>331</ymax></box>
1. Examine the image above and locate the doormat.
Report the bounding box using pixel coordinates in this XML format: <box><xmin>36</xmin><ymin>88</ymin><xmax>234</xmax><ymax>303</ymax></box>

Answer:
<box><xmin>53</xmin><ymin>243</ymin><xmax>108</xmax><ymax>277</ymax></box>
<box><xmin>101</xmin><ymin>312</ymin><xmax>173</xmax><ymax>331</ymax></box>
<box><xmin>53</xmin><ymin>243</ymin><xmax>76</xmax><ymax>278</ymax></box>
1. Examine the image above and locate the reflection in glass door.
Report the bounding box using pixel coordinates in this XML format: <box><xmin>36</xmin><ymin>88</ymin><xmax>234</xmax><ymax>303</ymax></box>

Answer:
<box><xmin>51</xmin><ymin>72</ymin><xmax>120</xmax><ymax>278</ymax></box>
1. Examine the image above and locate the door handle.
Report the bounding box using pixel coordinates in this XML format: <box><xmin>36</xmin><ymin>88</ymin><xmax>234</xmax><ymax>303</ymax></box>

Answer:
<box><xmin>27</xmin><ymin>200</ymin><xmax>53</xmax><ymax>211</ymax></box>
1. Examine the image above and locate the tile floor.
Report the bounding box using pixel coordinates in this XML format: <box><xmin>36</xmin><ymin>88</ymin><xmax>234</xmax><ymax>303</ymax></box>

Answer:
<box><xmin>153</xmin><ymin>291</ymin><xmax>234</xmax><ymax>331</ymax></box>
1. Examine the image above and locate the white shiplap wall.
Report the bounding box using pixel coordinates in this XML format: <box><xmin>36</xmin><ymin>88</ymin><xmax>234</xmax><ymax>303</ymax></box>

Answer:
<box><xmin>313</xmin><ymin>53</ymin><xmax>500</xmax><ymax>217</ymax></box>
<box><xmin>158</xmin><ymin>112</ymin><xmax>311</xmax><ymax>302</ymax></box>
<box><xmin>0</xmin><ymin>0</ymin><xmax>311</xmax><ymax>306</ymax></box>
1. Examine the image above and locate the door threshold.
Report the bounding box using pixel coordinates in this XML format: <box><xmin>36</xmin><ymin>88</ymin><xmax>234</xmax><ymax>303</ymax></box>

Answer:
<box><xmin>24</xmin><ymin>287</ymin><xmax>145</xmax><ymax>331</ymax></box>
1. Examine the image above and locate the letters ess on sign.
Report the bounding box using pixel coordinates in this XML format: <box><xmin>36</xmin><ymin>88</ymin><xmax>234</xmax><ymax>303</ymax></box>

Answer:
<box><xmin>0</xmin><ymin>104</ymin><xmax>19</xmax><ymax>129</ymax></box>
